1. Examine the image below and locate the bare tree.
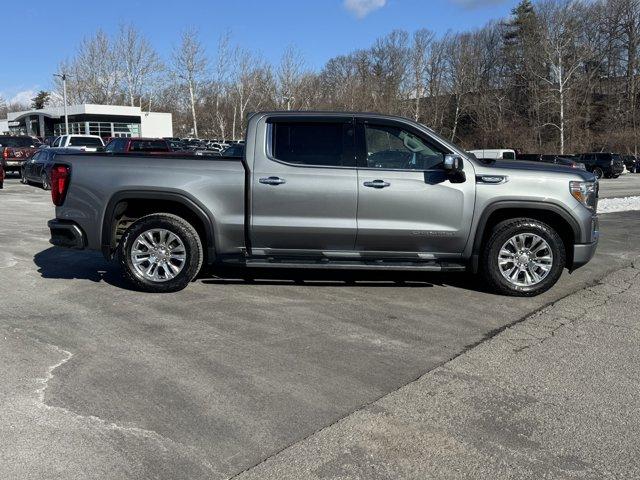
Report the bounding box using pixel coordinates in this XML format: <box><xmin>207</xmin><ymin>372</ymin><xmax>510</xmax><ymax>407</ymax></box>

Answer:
<box><xmin>117</xmin><ymin>23</ymin><xmax>163</xmax><ymax>107</ymax></box>
<box><xmin>534</xmin><ymin>0</ymin><xmax>593</xmax><ymax>154</ymax></box>
<box><xmin>56</xmin><ymin>30</ymin><xmax>121</xmax><ymax>105</ymax></box>
<box><xmin>172</xmin><ymin>29</ymin><xmax>208</xmax><ymax>137</ymax></box>
<box><xmin>277</xmin><ymin>46</ymin><xmax>305</xmax><ymax>110</ymax></box>
<box><xmin>410</xmin><ymin>29</ymin><xmax>435</xmax><ymax>121</ymax></box>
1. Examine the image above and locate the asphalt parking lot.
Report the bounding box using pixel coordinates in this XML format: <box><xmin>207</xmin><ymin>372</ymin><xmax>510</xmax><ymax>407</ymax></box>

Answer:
<box><xmin>598</xmin><ymin>172</ymin><xmax>640</xmax><ymax>198</ymax></box>
<box><xmin>1</xmin><ymin>175</ymin><xmax>640</xmax><ymax>479</ymax></box>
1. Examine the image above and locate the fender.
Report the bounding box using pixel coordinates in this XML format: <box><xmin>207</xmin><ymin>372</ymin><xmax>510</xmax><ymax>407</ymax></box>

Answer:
<box><xmin>101</xmin><ymin>190</ymin><xmax>217</xmax><ymax>263</ymax></box>
<box><xmin>470</xmin><ymin>200</ymin><xmax>581</xmax><ymax>272</ymax></box>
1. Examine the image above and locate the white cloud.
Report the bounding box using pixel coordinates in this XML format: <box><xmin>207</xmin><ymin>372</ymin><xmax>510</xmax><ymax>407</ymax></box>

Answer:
<box><xmin>8</xmin><ymin>89</ymin><xmax>37</xmax><ymax>106</ymax></box>
<box><xmin>344</xmin><ymin>0</ymin><xmax>387</xmax><ymax>18</ymax></box>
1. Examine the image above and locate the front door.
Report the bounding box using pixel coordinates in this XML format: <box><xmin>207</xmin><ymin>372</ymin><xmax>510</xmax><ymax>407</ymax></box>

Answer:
<box><xmin>355</xmin><ymin>119</ymin><xmax>476</xmax><ymax>255</ymax></box>
<box><xmin>250</xmin><ymin>117</ymin><xmax>358</xmax><ymax>252</ymax></box>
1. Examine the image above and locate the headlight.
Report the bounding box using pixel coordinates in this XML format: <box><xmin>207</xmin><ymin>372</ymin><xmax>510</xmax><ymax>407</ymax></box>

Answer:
<box><xmin>570</xmin><ymin>181</ymin><xmax>597</xmax><ymax>212</ymax></box>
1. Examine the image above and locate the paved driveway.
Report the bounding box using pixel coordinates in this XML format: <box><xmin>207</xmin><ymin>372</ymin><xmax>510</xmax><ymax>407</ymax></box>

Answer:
<box><xmin>1</xmin><ymin>178</ymin><xmax>639</xmax><ymax>479</ymax></box>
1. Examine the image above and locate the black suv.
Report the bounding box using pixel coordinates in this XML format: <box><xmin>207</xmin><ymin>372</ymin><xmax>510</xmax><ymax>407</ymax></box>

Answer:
<box><xmin>578</xmin><ymin>153</ymin><xmax>624</xmax><ymax>179</ymax></box>
<box><xmin>622</xmin><ymin>154</ymin><xmax>638</xmax><ymax>173</ymax></box>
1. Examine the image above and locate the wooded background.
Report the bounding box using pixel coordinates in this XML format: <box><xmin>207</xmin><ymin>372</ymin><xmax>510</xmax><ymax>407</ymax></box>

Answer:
<box><xmin>1</xmin><ymin>0</ymin><xmax>638</xmax><ymax>155</ymax></box>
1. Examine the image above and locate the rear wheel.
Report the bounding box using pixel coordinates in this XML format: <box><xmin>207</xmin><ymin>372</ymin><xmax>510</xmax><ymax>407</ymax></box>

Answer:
<box><xmin>118</xmin><ymin>213</ymin><xmax>203</xmax><ymax>293</ymax></box>
<box><xmin>481</xmin><ymin>218</ymin><xmax>566</xmax><ymax>297</ymax></box>
<box><xmin>593</xmin><ymin>167</ymin><xmax>604</xmax><ymax>179</ymax></box>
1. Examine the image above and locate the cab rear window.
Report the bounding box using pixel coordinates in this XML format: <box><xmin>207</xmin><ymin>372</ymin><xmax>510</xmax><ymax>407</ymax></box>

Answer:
<box><xmin>0</xmin><ymin>136</ymin><xmax>40</xmax><ymax>148</ymax></box>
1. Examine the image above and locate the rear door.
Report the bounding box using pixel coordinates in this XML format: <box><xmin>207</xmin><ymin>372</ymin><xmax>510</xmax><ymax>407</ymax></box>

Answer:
<box><xmin>250</xmin><ymin>116</ymin><xmax>358</xmax><ymax>252</ymax></box>
<box><xmin>355</xmin><ymin>118</ymin><xmax>476</xmax><ymax>255</ymax></box>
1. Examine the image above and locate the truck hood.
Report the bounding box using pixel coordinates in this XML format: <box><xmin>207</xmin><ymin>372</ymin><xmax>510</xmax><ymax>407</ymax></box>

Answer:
<box><xmin>478</xmin><ymin>159</ymin><xmax>595</xmax><ymax>181</ymax></box>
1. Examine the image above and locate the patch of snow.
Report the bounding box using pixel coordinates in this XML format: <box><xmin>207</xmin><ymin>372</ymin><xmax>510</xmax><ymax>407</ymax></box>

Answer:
<box><xmin>598</xmin><ymin>196</ymin><xmax>640</xmax><ymax>214</ymax></box>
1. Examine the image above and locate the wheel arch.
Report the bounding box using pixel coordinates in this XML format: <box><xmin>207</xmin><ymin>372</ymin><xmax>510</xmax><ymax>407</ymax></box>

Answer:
<box><xmin>101</xmin><ymin>190</ymin><xmax>216</xmax><ymax>264</ymax></box>
<box><xmin>471</xmin><ymin>201</ymin><xmax>580</xmax><ymax>273</ymax></box>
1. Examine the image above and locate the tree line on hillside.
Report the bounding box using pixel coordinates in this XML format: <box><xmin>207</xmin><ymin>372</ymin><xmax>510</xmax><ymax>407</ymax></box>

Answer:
<box><xmin>2</xmin><ymin>0</ymin><xmax>639</xmax><ymax>155</ymax></box>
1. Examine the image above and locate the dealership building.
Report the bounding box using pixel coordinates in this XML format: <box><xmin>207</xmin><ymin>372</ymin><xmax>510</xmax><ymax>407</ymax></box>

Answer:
<box><xmin>3</xmin><ymin>103</ymin><xmax>173</xmax><ymax>139</ymax></box>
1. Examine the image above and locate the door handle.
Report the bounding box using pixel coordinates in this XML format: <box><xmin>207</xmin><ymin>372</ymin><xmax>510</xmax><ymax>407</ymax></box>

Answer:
<box><xmin>259</xmin><ymin>176</ymin><xmax>286</xmax><ymax>186</ymax></box>
<box><xmin>363</xmin><ymin>179</ymin><xmax>390</xmax><ymax>189</ymax></box>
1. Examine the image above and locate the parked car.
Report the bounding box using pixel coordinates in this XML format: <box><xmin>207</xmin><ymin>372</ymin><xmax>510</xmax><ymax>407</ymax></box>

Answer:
<box><xmin>517</xmin><ymin>153</ymin><xmax>586</xmax><ymax>170</ymax></box>
<box><xmin>622</xmin><ymin>154</ymin><xmax>638</xmax><ymax>173</ymax></box>
<box><xmin>468</xmin><ymin>149</ymin><xmax>516</xmax><ymax>160</ymax></box>
<box><xmin>219</xmin><ymin>144</ymin><xmax>245</xmax><ymax>157</ymax></box>
<box><xmin>0</xmin><ymin>135</ymin><xmax>42</xmax><ymax>175</ymax></box>
<box><xmin>47</xmin><ymin>112</ymin><xmax>599</xmax><ymax>297</ymax></box>
<box><xmin>104</xmin><ymin>137</ymin><xmax>173</xmax><ymax>154</ymax></box>
<box><xmin>21</xmin><ymin>148</ymin><xmax>78</xmax><ymax>189</ymax></box>
<box><xmin>578</xmin><ymin>153</ymin><xmax>625</xmax><ymax>179</ymax></box>
<box><xmin>0</xmin><ymin>159</ymin><xmax>4</xmax><ymax>189</ymax></box>
<box><xmin>550</xmin><ymin>156</ymin><xmax>587</xmax><ymax>170</ymax></box>
<box><xmin>167</xmin><ymin>140</ymin><xmax>187</xmax><ymax>151</ymax></box>
<box><xmin>51</xmin><ymin>135</ymin><xmax>105</xmax><ymax>151</ymax></box>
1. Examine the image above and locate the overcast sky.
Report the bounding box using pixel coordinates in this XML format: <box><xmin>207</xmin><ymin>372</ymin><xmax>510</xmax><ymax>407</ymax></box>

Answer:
<box><xmin>1</xmin><ymin>0</ymin><xmax>516</xmax><ymax>105</ymax></box>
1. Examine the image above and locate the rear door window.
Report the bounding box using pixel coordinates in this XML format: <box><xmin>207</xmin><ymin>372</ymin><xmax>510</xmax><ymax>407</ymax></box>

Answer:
<box><xmin>270</xmin><ymin>120</ymin><xmax>355</xmax><ymax>167</ymax></box>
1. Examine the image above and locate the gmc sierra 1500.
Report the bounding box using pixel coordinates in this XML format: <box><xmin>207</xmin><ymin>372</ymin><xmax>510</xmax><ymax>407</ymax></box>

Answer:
<box><xmin>47</xmin><ymin>112</ymin><xmax>599</xmax><ymax>295</ymax></box>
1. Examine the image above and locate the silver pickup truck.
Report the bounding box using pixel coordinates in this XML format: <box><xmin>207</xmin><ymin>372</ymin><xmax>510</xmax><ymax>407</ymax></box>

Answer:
<box><xmin>47</xmin><ymin>112</ymin><xmax>599</xmax><ymax>296</ymax></box>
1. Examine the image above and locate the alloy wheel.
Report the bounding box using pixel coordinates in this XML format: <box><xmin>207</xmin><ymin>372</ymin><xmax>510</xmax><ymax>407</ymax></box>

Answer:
<box><xmin>498</xmin><ymin>233</ymin><xmax>553</xmax><ymax>287</ymax></box>
<box><xmin>130</xmin><ymin>228</ymin><xmax>187</xmax><ymax>283</ymax></box>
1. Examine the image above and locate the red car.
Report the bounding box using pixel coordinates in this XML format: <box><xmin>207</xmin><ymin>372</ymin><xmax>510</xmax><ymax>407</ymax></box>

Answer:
<box><xmin>0</xmin><ymin>135</ymin><xmax>42</xmax><ymax>175</ymax></box>
<box><xmin>104</xmin><ymin>137</ymin><xmax>190</xmax><ymax>154</ymax></box>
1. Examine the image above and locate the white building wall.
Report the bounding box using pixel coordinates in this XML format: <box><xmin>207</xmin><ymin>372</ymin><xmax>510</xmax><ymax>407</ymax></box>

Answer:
<box><xmin>140</xmin><ymin>112</ymin><xmax>173</xmax><ymax>138</ymax></box>
<box><xmin>0</xmin><ymin>119</ymin><xmax>8</xmax><ymax>134</ymax></box>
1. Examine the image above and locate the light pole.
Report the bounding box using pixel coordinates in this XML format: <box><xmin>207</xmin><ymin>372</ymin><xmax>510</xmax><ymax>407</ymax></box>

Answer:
<box><xmin>53</xmin><ymin>73</ymin><xmax>69</xmax><ymax>135</ymax></box>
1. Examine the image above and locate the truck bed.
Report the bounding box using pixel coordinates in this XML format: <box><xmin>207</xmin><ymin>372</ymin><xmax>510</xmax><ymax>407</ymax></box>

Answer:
<box><xmin>53</xmin><ymin>153</ymin><xmax>247</xmax><ymax>256</ymax></box>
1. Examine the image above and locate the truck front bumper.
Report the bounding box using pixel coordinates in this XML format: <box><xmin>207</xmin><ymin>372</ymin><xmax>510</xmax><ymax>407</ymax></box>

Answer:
<box><xmin>571</xmin><ymin>242</ymin><xmax>598</xmax><ymax>271</ymax></box>
<box><xmin>48</xmin><ymin>219</ymin><xmax>86</xmax><ymax>249</ymax></box>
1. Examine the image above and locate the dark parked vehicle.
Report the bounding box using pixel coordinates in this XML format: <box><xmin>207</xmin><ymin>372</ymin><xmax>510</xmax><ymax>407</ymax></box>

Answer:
<box><xmin>21</xmin><ymin>148</ymin><xmax>78</xmax><ymax>189</ymax></box>
<box><xmin>622</xmin><ymin>154</ymin><xmax>638</xmax><ymax>173</ymax></box>
<box><xmin>105</xmin><ymin>137</ymin><xmax>173</xmax><ymax>154</ymax></box>
<box><xmin>516</xmin><ymin>153</ymin><xmax>586</xmax><ymax>170</ymax></box>
<box><xmin>168</xmin><ymin>140</ymin><xmax>187</xmax><ymax>151</ymax></box>
<box><xmin>578</xmin><ymin>153</ymin><xmax>624</xmax><ymax>179</ymax></box>
<box><xmin>0</xmin><ymin>136</ymin><xmax>42</xmax><ymax>175</ymax></box>
<box><xmin>0</xmin><ymin>160</ymin><xmax>4</xmax><ymax>189</ymax></box>
<box><xmin>219</xmin><ymin>144</ymin><xmax>245</xmax><ymax>157</ymax></box>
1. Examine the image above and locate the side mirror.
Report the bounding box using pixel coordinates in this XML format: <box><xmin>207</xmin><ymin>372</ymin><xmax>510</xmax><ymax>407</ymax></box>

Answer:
<box><xmin>443</xmin><ymin>154</ymin><xmax>466</xmax><ymax>183</ymax></box>
<box><xmin>444</xmin><ymin>154</ymin><xmax>463</xmax><ymax>172</ymax></box>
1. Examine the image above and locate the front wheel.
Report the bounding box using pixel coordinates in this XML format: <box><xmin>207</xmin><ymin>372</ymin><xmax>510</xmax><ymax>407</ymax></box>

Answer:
<box><xmin>593</xmin><ymin>167</ymin><xmax>604</xmax><ymax>179</ymax></box>
<box><xmin>481</xmin><ymin>218</ymin><xmax>566</xmax><ymax>297</ymax></box>
<box><xmin>41</xmin><ymin>173</ymin><xmax>50</xmax><ymax>190</ymax></box>
<box><xmin>118</xmin><ymin>213</ymin><xmax>203</xmax><ymax>293</ymax></box>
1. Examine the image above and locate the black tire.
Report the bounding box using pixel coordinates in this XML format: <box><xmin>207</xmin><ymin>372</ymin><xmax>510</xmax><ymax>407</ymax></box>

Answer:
<box><xmin>593</xmin><ymin>167</ymin><xmax>604</xmax><ymax>179</ymax></box>
<box><xmin>118</xmin><ymin>213</ymin><xmax>203</xmax><ymax>293</ymax></box>
<box><xmin>612</xmin><ymin>174</ymin><xmax>620</xmax><ymax>179</ymax></box>
<box><xmin>20</xmin><ymin>171</ymin><xmax>28</xmax><ymax>184</ymax></box>
<box><xmin>41</xmin><ymin>173</ymin><xmax>50</xmax><ymax>190</ymax></box>
<box><xmin>481</xmin><ymin>218</ymin><xmax>566</xmax><ymax>297</ymax></box>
